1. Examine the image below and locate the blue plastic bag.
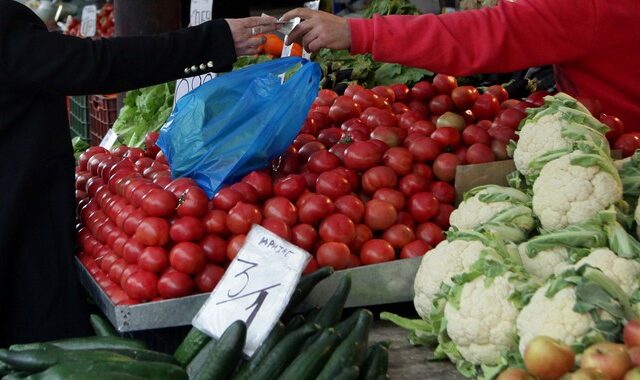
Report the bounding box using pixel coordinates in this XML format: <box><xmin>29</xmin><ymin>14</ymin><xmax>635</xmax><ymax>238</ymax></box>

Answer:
<box><xmin>157</xmin><ymin>57</ymin><xmax>321</xmax><ymax>197</ymax></box>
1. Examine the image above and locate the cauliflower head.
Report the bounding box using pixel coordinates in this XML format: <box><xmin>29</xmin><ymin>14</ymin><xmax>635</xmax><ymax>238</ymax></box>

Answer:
<box><xmin>516</xmin><ymin>284</ymin><xmax>595</xmax><ymax>355</ymax></box>
<box><xmin>636</xmin><ymin>198</ymin><xmax>640</xmax><ymax>239</ymax></box>
<box><xmin>413</xmin><ymin>240</ymin><xmax>484</xmax><ymax>319</ymax></box>
<box><xmin>532</xmin><ymin>151</ymin><xmax>622</xmax><ymax>231</ymax></box>
<box><xmin>518</xmin><ymin>244</ymin><xmax>570</xmax><ymax>281</ymax></box>
<box><xmin>450</xmin><ymin>185</ymin><xmax>531</xmax><ymax>231</ymax></box>
<box><xmin>444</xmin><ymin>273</ymin><xmax>520</xmax><ymax>364</ymax></box>
<box><xmin>574</xmin><ymin>248</ymin><xmax>640</xmax><ymax>295</ymax></box>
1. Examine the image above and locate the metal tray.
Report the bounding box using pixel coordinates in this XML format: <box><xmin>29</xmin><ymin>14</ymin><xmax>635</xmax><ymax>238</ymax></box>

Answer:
<box><xmin>76</xmin><ymin>256</ymin><xmax>422</xmax><ymax>332</ymax></box>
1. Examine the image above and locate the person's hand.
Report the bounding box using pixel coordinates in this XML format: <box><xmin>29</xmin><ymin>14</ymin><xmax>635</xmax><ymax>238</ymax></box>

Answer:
<box><xmin>282</xmin><ymin>8</ymin><xmax>351</xmax><ymax>53</ymax></box>
<box><xmin>225</xmin><ymin>16</ymin><xmax>277</xmax><ymax>56</ymax></box>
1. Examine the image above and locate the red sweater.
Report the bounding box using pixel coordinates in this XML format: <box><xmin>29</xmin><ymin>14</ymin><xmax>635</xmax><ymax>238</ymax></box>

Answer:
<box><xmin>349</xmin><ymin>0</ymin><xmax>640</xmax><ymax>131</ymax></box>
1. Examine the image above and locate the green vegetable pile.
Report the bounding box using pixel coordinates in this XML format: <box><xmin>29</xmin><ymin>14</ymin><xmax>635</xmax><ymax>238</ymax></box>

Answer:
<box><xmin>72</xmin><ymin>136</ymin><xmax>89</xmax><ymax>160</ymax></box>
<box><xmin>112</xmin><ymin>82</ymin><xmax>175</xmax><ymax>148</ymax></box>
<box><xmin>363</xmin><ymin>0</ymin><xmax>421</xmax><ymax>17</ymax></box>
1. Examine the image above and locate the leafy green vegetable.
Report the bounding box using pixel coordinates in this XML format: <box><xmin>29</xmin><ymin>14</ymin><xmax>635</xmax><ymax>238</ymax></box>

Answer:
<box><xmin>373</xmin><ymin>63</ymin><xmax>432</xmax><ymax>87</ymax></box>
<box><xmin>363</xmin><ymin>0</ymin><xmax>421</xmax><ymax>17</ymax></box>
<box><xmin>72</xmin><ymin>136</ymin><xmax>89</xmax><ymax>160</ymax></box>
<box><xmin>233</xmin><ymin>54</ymin><xmax>273</xmax><ymax>71</ymax></box>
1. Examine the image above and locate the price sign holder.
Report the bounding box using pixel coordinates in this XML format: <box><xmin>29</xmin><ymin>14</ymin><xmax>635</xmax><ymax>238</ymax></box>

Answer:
<box><xmin>192</xmin><ymin>225</ymin><xmax>311</xmax><ymax>356</ymax></box>
<box><xmin>80</xmin><ymin>5</ymin><xmax>97</xmax><ymax>38</ymax></box>
<box><xmin>99</xmin><ymin>129</ymin><xmax>119</xmax><ymax>150</ymax></box>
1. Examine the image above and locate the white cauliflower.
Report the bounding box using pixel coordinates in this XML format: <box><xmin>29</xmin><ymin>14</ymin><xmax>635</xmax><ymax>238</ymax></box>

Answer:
<box><xmin>636</xmin><ymin>200</ymin><xmax>640</xmax><ymax>239</ymax></box>
<box><xmin>449</xmin><ymin>185</ymin><xmax>531</xmax><ymax>231</ymax></box>
<box><xmin>518</xmin><ymin>244</ymin><xmax>570</xmax><ymax>281</ymax></box>
<box><xmin>444</xmin><ymin>273</ymin><xmax>521</xmax><ymax>364</ymax></box>
<box><xmin>532</xmin><ymin>150</ymin><xmax>622</xmax><ymax>231</ymax></box>
<box><xmin>575</xmin><ymin>248</ymin><xmax>640</xmax><ymax>295</ymax></box>
<box><xmin>413</xmin><ymin>239</ymin><xmax>483</xmax><ymax>319</ymax></box>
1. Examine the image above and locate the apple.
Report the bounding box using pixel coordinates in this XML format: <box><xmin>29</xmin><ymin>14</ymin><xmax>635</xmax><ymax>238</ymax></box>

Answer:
<box><xmin>563</xmin><ymin>368</ymin><xmax>608</xmax><ymax>380</ymax></box>
<box><xmin>625</xmin><ymin>368</ymin><xmax>640</xmax><ymax>380</ymax></box>
<box><xmin>497</xmin><ymin>368</ymin><xmax>534</xmax><ymax>380</ymax></box>
<box><xmin>524</xmin><ymin>336</ymin><xmax>575</xmax><ymax>380</ymax></box>
<box><xmin>624</xmin><ymin>320</ymin><xmax>640</xmax><ymax>348</ymax></box>
<box><xmin>629</xmin><ymin>347</ymin><xmax>640</xmax><ymax>367</ymax></box>
<box><xmin>581</xmin><ymin>342</ymin><xmax>632</xmax><ymax>380</ymax></box>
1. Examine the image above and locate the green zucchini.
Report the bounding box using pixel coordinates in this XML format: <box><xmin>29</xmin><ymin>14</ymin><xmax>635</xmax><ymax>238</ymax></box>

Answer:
<box><xmin>193</xmin><ymin>320</ymin><xmax>247</xmax><ymax>380</ymax></box>
<box><xmin>334</xmin><ymin>365</ymin><xmax>360</xmax><ymax>380</ymax></box>
<box><xmin>173</xmin><ymin>327</ymin><xmax>211</xmax><ymax>367</ymax></box>
<box><xmin>249</xmin><ymin>323</ymin><xmax>320</xmax><ymax>380</ymax></box>
<box><xmin>89</xmin><ymin>314</ymin><xmax>118</xmax><ymax>337</ymax></box>
<box><xmin>232</xmin><ymin>321</ymin><xmax>285</xmax><ymax>380</ymax></box>
<box><xmin>316</xmin><ymin>309</ymin><xmax>373</xmax><ymax>380</ymax></box>
<box><xmin>104</xmin><ymin>348</ymin><xmax>178</xmax><ymax>364</ymax></box>
<box><xmin>0</xmin><ymin>349</ymin><xmax>132</xmax><ymax>372</ymax></box>
<box><xmin>283</xmin><ymin>267</ymin><xmax>334</xmax><ymax>318</ymax></box>
<box><xmin>25</xmin><ymin>360</ymin><xmax>187</xmax><ymax>380</ymax></box>
<box><xmin>9</xmin><ymin>336</ymin><xmax>146</xmax><ymax>352</ymax></box>
<box><xmin>311</xmin><ymin>275</ymin><xmax>352</xmax><ymax>328</ymax></box>
<box><xmin>279</xmin><ymin>328</ymin><xmax>340</xmax><ymax>380</ymax></box>
<box><xmin>360</xmin><ymin>342</ymin><xmax>390</xmax><ymax>380</ymax></box>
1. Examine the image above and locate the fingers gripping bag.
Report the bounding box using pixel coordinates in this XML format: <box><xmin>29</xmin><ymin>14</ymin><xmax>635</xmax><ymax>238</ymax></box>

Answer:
<box><xmin>157</xmin><ymin>57</ymin><xmax>321</xmax><ymax>197</ymax></box>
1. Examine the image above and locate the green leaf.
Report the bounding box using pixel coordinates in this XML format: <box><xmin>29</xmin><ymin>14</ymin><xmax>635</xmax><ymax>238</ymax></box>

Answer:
<box><xmin>379</xmin><ymin>312</ymin><xmax>436</xmax><ymax>345</ymax></box>
<box><xmin>605</xmin><ymin>218</ymin><xmax>640</xmax><ymax>259</ymax></box>
<box><xmin>570</xmin><ymin>151</ymin><xmax>622</xmax><ymax>186</ymax></box>
<box><xmin>617</xmin><ymin>150</ymin><xmax>640</xmax><ymax>198</ymax></box>
<box><xmin>522</xmin><ymin>218</ymin><xmax>608</xmax><ymax>258</ymax></box>
<box><xmin>374</xmin><ymin>63</ymin><xmax>432</xmax><ymax>87</ymax></box>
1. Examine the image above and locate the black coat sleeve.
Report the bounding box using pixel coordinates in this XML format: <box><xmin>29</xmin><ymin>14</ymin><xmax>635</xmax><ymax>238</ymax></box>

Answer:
<box><xmin>0</xmin><ymin>0</ymin><xmax>237</xmax><ymax>95</ymax></box>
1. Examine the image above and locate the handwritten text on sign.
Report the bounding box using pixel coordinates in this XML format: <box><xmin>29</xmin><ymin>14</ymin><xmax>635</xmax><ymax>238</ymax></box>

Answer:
<box><xmin>80</xmin><ymin>5</ymin><xmax>97</xmax><ymax>38</ymax></box>
<box><xmin>190</xmin><ymin>0</ymin><xmax>213</xmax><ymax>26</ymax></box>
<box><xmin>192</xmin><ymin>225</ymin><xmax>311</xmax><ymax>356</ymax></box>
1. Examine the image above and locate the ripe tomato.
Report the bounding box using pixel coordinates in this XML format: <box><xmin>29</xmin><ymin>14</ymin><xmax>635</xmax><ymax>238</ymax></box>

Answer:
<box><xmin>436</xmin><ymin>112</ymin><xmax>466</xmax><ymax>131</ymax></box>
<box><xmin>263</xmin><ymin>197</ymin><xmax>297</xmax><ymax>226</ymax></box>
<box><xmin>124</xmin><ymin>271</ymin><xmax>158</xmax><ymax>301</ymax></box>
<box><xmin>364</xmin><ymin>109</ymin><xmax>397</xmax><ymax>129</ymax></box>
<box><xmin>362</xmin><ymin>166</ymin><xmax>397</xmax><ymax>195</ymax></box>
<box><xmin>488</xmin><ymin>124</ymin><xmax>517</xmax><ymax>143</ymax></box>
<box><xmin>411</xmin><ymin>81</ymin><xmax>437</xmax><ymax>101</ymax></box>
<box><xmin>201</xmin><ymin>235</ymin><xmax>227</xmax><ymax>264</ymax></box>
<box><xmin>614</xmin><ymin>133</ymin><xmax>640</xmax><ymax>157</ymax></box>
<box><xmin>491</xmin><ymin>140</ymin><xmax>510</xmax><ymax>161</ymax></box>
<box><xmin>298</xmin><ymin>194</ymin><xmax>334</xmax><ymax>225</ymax></box>
<box><xmin>398</xmin><ymin>110</ymin><xmax>425</xmax><ymax>130</ymax></box>
<box><xmin>138</xmin><ymin>246</ymin><xmax>169</xmax><ymax>273</ymax></box>
<box><xmin>332</xmin><ymin>167</ymin><xmax>360</xmax><ymax>192</ymax></box>
<box><xmin>316</xmin><ymin>242</ymin><xmax>351</xmax><ymax>270</ymax></box>
<box><xmin>495</xmin><ymin>107</ymin><xmax>527</xmax><ymax>130</ymax></box>
<box><xmin>383</xmin><ymin>224</ymin><xmax>416</xmax><ymax>249</ymax></box>
<box><xmin>485</xmin><ymin>85</ymin><xmax>509</xmax><ymax>103</ymax></box>
<box><xmin>226</xmin><ymin>202</ymin><xmax>262</xmax><ymax>235</ymax></box>
<box><xmin>600</xmin><ymin>113</ymin><xmax>625</xmax><ymax>144</ymax></box>
<box><xmin>429</xmin><ymin>95</ymin><xmax>454</xmax><ymax>115</ymax></box>
<box><xmin>301</xmin><ymin>169</ymin><xmax>318</xmax><ymax>191</ymax></box>
<box><xmin>408</xmin><ymin>135</ymin><xmax>442</xmax><ymax>162</ymax></box>
<box><xmin>170</xmin><ymin>242</ymin><xmax>206</xmax><ymax>274</ymax></box>
<box><xmin>319</xmin><ymin>213</ymin><xmax>356</xmax><ymax>245</ymax></box>
<box><xmin>195</xmin><ymin>264</ymin><xmax>225</xmax><ymax>293</ymax></box>
<box><xmin>429</xmin><ymin>181</ymin><xmax>456</xmax><ymax>204</ymax></box>
<box><xmin>164</xmin><ymin>178</ymin><xmax>197</xmax><ymax>197</ymax></box>
<box><xmin>119</xmin><ymin>264</ymin><xmax>140</xmax><ymax>289</ymax></box>
<box><xmin>99</xmin><ymin>252</ymin><xmax>119</xmax><ymax>273</ymax></box>
<box><xmin>383</xmin><ymin>147</ymin><xmax>414</xmax><ymax>176</ymax></box>
<box><xmin>372</xmin><ymin>85</ymin><xmax>396</xmax><ymax>103</ymax></box>
<box><xmin>344</xmin><ymin>141</ymin><xmax>383</xmax><ymax>171</ymax></box>
<box><xmin>433</xmin><ymin>203</ymin><xmax>455</xmax><ymax>230</ymax></box>
<box><xmin>315</xmin><ymin>170</ymin><xmax>351</xmax><ymax>200</ymax></box>
<box><xmin>364</xmin><ymin>199</ymin><xmax>397</xmax><ymax>231</ymax></box>
<box><xmin>329</xmin><ymin>96</ymin><xmax>362</xmax><ymax>124</ymax></box>
<box><xmin>294</xmin><ymin>133</ymin><xmax>317</xmax><ymax>149</ymax></box>
<box><xmin>274</xmin><ymin>174</ymin><xmax>307</xmax><ymax>201</ymax></box>
<box><xmin>272</xmin><ymin>150</ymin><xmax>300</xmax><ymax>175</ymax></box>
<box><xmin>398</xmin><ymin>173</ymin><xmax>430</xmax><ymax>197</ymax></box>
<box><xmin>408</xmin><ymin>192</ymin><xmax>440</xmax><ymax>222</ymax></box>
<box><xmin>334</xmin><ymin>195</ymin><xmax>365</xmax><ymax>223</ymax></box>
<box><xmin>122</xmin><ymin>238</ymin><xmax>145</xmax><ymax>264</ymax></box>
<box><xmin>133</xmin><ymin>217</ymin><xmax>170</xmax><ymax>246</ymax></box>
<box><xmin>308</xmin><ymin>151</ymin><xmax>341</xmax><ymax>173</ymax></box>
<box><xmin>230</xmin><ymin>182</ymin><xmax>259</xmax><ymax>204</ymax></box>
<box><xmin>344</xmin><ymin>84</ymin><xmax>365</xmax><ymax>97</ymax></box>
<box><xmin>140</xmin><ymin>188</ymin><xmax>177</xmax><ymax>217</ymax></box>
<box><xmin>158</xmin><ymin>271</ymin><xmax>194</xmax><ymax>299</ymax></box>
<box><xmin>170</xmin><ymin>216</ymin><xmax>206</xmax><ymax>242</ymax></box>
<box><xmin>451</xmin><ymin>86</ymin><xmax>479</xmax><ymax>110</ymax></box>
<box><xmin>203</xmin><ymin>209</ymin><xmax>229</xmax><ymax>235</ymax></box>
<box><xmin>370</xmin><ymin>126</ymin><xmax>403</xmax><ymax>148</ymax></box>
<box><xmin>303</xmin><ymin>257</ymin><xmax>319</xmax><ymax>274</ymax></box>
<box><xmin>462</xmin><ymin>125</ymin><xmax>491</xmax><ymax>146</ymax></box>
<box><xmin>465</xmin><ymin>143</ymin><xmax>496</xmax><ymax>164</ymax></box>
<box><xmin>391</xmin><ymin>83</ymin><xmax>411</xmax><ymax>103</ymax></box>
<box><xmin>431</xmin><ymin>127</ymin><xmax>461</xmax><ymax>149</ymax></box>
<box><xmin>262</xmin><ymin>217</ymin><xmax>292</xmax><ymax>240</ymax></box>
<box><xmin>408</xmin><ymin>120</ymin><xmax>437</xmax><ymax>136</ymax></box>
<box><xmin>108</xmin><ymin>258</ymin><xmax>127</xmax><ymax>283</ymax></box>
<box><xmin>349</xmin><ymin>224</ymin><xmax>373</xmax><ymax>254</ymax></box>
<box><xmin>328</xmin><ymin>143</ymin><xmax>349</xmax><ymax>163</ymax></box>
<box><xmin>227</xmin><ymin>234</ymin><xmax>246</xmax><ymax>261</ymax></box>
<box><xmin>78</xmin><ymin>146</ymin><xmax>109</xmax><ymax>171</ymax></box>
<box><xmin>433</xmin><ymin>153</ymin><xmax>460</xmax><ymax>182</ymax></box>
<box><xmin>176</xmin><ymin>186</ymin><xmax>208</xmax><ymax>218</ymax></box>
<box><xmin>373</xmin><ymin>188</ymin><xmax>405</xmax><ymax>211</ymax></box>
<box><xmin>472</xmin><ymin>94</ymin><xmax>501</xmax><ymax>121</ymax></box>
<box><xmin>360</xmin><ymin>239</ymin><xmax>395</xmax><ymax>265</ymax></box>
<box><xmin>212</xmin><ymin>187</ymin><xmax>243</xmax><ymax>211</ymax></box>
<box><xmin>291</xmin><ymin>224</ymin><xmax>317</xmax><ymax>252</ymax></box>
<box><xmin>400</xmin><ymin>240</ymin><xmax>431</xmax><ymax>259</ymax></box>
<box><xmin>353</xmin><ymin>89</ymin><xmax>387</xmax><ymax>109</ymax></box>
<box><xmin>316</xmin><ymin>128</ymin><xmax>342</xmax><ymax>148</ymax></box>
<box><xmin>416</xmin><ymin>222</ymin><xmax>445</xmax><ymax>246</ymax></box>
<box><xmin>396</xmin><ymin>211</ymin><xmax>415</xmax><ymax>229</ymax></box>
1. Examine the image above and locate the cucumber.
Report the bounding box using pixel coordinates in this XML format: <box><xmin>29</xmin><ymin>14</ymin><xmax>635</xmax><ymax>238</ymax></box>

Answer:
<box><xmin>104</xmin><ymin>348</ymin><xmax>178</xmax><ymax>364</ymax></box>
<box><xmin>249</xmin><ymin>323</ymin><xmax>320</xmax><ymax>380</ymax></box>
<box><xmin>334</xmin><ymin>365</ymin><xmax>360</xmax><ymax>380</ymax></box>
<box><xmin>232</xmin><ymin>321</ymin><xmax>285</xmax><ymax>380</ymax></box>
<box><xmin>193</xmin><ymin>320</ymin><xmax>246</xmax><ymax>380</ymax></box>
<box><xmin>316</xmin><ymin>309</ymin><xmax>373</xmax><ymax>380</ymax></box>
<box><xmin>89</xmin><ymin>314</ymin><xmax>118</xmax><ymax>337</ymax></box>
<box><xmin>9</xmin><ymin>336</ymin><xmax>146</xmax><ymax>352</ymax></box>
<box><xmin>279</xmin><ymin>328</ymin><xmax>340</xmax><ymax>380</ymax></box>
<box><xmin>283</xmin><ymin>267</ymin><xmax>334</xmax><ymax>318</ymax></box>
<box><xmin>283</xmin><ymin>314</ymin><xmax>305</xmax><ymax>335</ymax></box>
<box><xmin>2</xmin><ymin>372</ymin><xmax>28</xmax><ymax>380</ymax></box>
<box><xmin>25</xmin><ymin>360</ymin><xmax>188</xmax><ymax>380</ymax></box>
<box><xmin>303</xmin><ymin>307</ymin><xmax>321</xmax><ymax>322</ymax></box>
<box><xmin>360</xmin><ymin>342</ymin><xmax>390</xmax><ymax>380</ymax></box>
<box><xmin>311</xmin><ymin>275</ymin><xmax>352</xmax><ymax>328</ymax></box>
<box><xmin>173</xmin><ymin>327</ymin><xmax>211</xmax><ymax>367</ymax></box>
<box><xmin>334</xmin><ymin>309</ymin><xmax>363</xmax><ymax>340</ymax></box>
<box><xmin>0</xmin><ymin>349</ymin><xmax>132</xmax><ymax>372</ymax></box>
<box><xmin>27</xmin><ymin>369</ymin><xmax>146</xmax><ymax>380</ymax></box>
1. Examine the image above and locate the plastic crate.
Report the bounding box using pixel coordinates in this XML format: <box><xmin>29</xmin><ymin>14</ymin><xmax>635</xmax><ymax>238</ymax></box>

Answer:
<box><xmin>68</xmin><ymin>95</ymin><xmax>90</xmax><ymax>141</ymax></box>
<box><xmin>89</xmin><ymin>94</ymin><xmax>118</xmax><ymax>146</ymax></box>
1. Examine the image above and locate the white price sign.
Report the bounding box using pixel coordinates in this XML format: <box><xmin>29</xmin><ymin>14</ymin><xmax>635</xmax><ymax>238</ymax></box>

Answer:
<box><xmin>193</xmin><ymin>225</ymin><xmax>311</xmax><ymax>356</ymax></box>
<box><xmin>190</xmin><ymin>0</ymin><xmax>213</xmax><ymax>26</ymax></box>
<box><xmin>99</xmin><ymin>129</ymin><xmax>119</xmax><ymax>150</ymax></box>
<box><xmin>80</xmin><ymin>5</ymin><xmax>97</xmax><ymax>38</ymax></box>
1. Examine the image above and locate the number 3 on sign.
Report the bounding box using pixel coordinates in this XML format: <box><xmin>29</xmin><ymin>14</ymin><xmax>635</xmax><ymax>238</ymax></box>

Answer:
<box><xmin>192</xmin><ymin>225</ymin><xmax>311</xmax><ymax>356</ymax></box>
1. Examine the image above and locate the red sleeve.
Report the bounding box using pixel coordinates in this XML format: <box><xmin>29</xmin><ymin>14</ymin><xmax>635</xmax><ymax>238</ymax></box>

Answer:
<box><xmin>348</xmin><ymin>0</ymin><xmax>598</xmax><ymax>76</ymax></box>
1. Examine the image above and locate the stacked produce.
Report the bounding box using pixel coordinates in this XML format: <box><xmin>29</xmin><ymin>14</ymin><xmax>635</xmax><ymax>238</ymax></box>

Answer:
<box><xmin>383</xmin><ymin>93</ymin><xmax>640</xmax><ymax>379</ymax></box>
<box><xmin>0</xmin><ymin>268</ymin><xmax>390</xmax><ymax>380</ymax></box>
<box><xmin>63</xmin><ymin>3</ymin><xmax>115</xmax><ymax>38</ymax></box>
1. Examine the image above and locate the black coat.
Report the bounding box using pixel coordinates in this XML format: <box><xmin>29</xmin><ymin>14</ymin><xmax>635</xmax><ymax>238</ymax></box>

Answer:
<box><xmin>0</xmin><ymin>0</ymin><xmax>237</xmax><ymax>345</ymax></box>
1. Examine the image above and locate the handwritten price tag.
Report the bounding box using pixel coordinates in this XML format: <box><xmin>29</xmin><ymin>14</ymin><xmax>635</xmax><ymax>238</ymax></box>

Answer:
<box><xmin>192</xmin><ymin>225</ymin><xmax>311</xmax><ymax>356</ymax></box>
<box><xmin>80</xmin><ymin>5</ymin><xmax>97</xmax><ymax>38</ymax></box>
<box><xmin>190</xmin><ymin>0</ymin><xmax>213</xmax><ymax>26</ymax></box>
<box><xmin>99</xmin><ymin>129</ymin><xmax>119</xmax><ymax>150</ymax></box>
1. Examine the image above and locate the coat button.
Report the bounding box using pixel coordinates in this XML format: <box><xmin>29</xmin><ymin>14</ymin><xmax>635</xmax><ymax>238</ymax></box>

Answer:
<box><xmin>207</xmin><ymin>61</ymin><xmax>214</xmax><ymax>68</ymax></box>
<box><xmin>191</xmin><ymin>65</ymin><xmax>198</xmax><ymax>72</ymax></box>
<box><xmin>184</xmin><ymin>67</ymin><xmax>191</xmax><ymax>74</ymax></box>
<box><xmin>200</xmin><ymin>63</ymin><xmax>206</xmax><ymax>71</ymax></box>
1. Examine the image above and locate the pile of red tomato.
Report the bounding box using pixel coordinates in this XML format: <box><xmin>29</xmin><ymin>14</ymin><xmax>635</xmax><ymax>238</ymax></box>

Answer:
<box><xmin>64</xmin><ymin>3</ymin><xmax>115</xmax><ymax>38</ymax></box>
<box><xmin>74</xmin><ymin>75</ymin><xmax>550</xmax><ymax>305</ymax></box>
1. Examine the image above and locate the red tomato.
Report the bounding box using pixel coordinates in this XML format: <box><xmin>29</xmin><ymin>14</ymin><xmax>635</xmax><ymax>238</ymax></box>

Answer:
<box><xmin>491</xmin><ymin>140</ymin><xmax>510</xmax><ymax>161</ymax></box>
<box><xmin>78</xmin><ymin>146</ymin><xmax>109</xmax><ymax>171</ymax></box>
<box><xmin>495</xmin><ymin>108</ymin><xmax>527</xmax><ymax>130</ymax></box>
<box><xmin>99</xmin><ymin>252</ymin><xmax>119</xmax><ymax>273</ymax></box>
<box><xmin>124</xmin><ymin>271</ymin><xmax>158</xmax><ymax>301</ymax></box>
<box><xmin>432</xmin><ymin>74</ymin><xmax>457</xmax><ymax>95</ymax></box>
<box><xmin>408</xmin><ymin>120</ymin><xmax>437</xmax><ymax>136</ymax></box>
<box><xmin>138</xmin><ymin>246</ymin><xmax>169</xmax><ymax>273</ymax></box>
<box><xmin>472</xmin><ymin>94</ymin><xmax>501</xmax><ymax>121</ymax></box>
<box><xmin>344</xmin><ymin>84</ymin><xmax>365</xmax><ymax>97</ymax></box>
<box><xmin>398</xmin><ymin>173</ymin><xmax>430</xmax><ymax>197</ymax></box>
<box><xmin>316</xmin><ymin>242</ymin><xmax>351</xmax><ymax>270</ymax></box>
<box><xmin>227</xmin><ymin>234</ymin><xmax>246</xmax><ymax>261</ymax></box>
<box><xmin>140</xmin><ymin>189</ymin><xmax>177</xmax><ymax>217</ymax></box>
<box><xmin>332</xmin><ymin>167</ymin><xmax>360</xmax><ymax>192</ymax></box>
<box><xmin>466</xmin><ymin>143</ymin><xmax>496</xmax><ymax>164</ymax></box>
<box><xmin>408</xmin><ymin>135</ymin><xmax>442</xmax><ymax>162</ymax></box>
<box><xmin>230</xmin><ymin>182</ymin><xmax>259</xmax><ymax>204</ymax></box>
<box><xmin>303</xmin><ymin>257</ymin><xmax>319</xmax><ymax>274</ymax></box>
<box><xmin>371</xmin><ymin>187</ymin><xmax>404</xmax><ymax>211</ymax></box>
<box><xmin>200</xmin><ymin>235</ymin><xmax>227</xmax><ymax>264</ymax></box>
<box><xmin>297</xmin><ymin>141</ymin><xmax>326</xmax><ymax>165</ymax></box>
<box><xmin>462</xmin><ymin>125</ymin><xmax>491</xmax><ymax>146</ymax></box>
<box><xmin>364</xmin><ymin>199</ymin><xmax>397</xmax><ymax>231</ymax></box>
<box><xmin>119</xmin><ymin>264</ymin><xmax>140</xmax><ymax>290</ymax></box>
<box><xmin>170</xmin><ymin>216</ymin><xmax>206</xmax><ymax>242</ymax></box>
<box><xmin>133</xmin><ymin>217</ymin><xmax>170</xmax><ymax>246</ymax></box>
<box><xmin>328</xmin><ymin>143</ymin><xmax>349</xmax><ymax>163</ymax></box>
<box><xmin>433</xmin><ymin>153</ymin><xmax>460</xmax><ymax>182</ymax></box>
<box><xmin>274</xmin><ymin>174</ymin><xmax>307</xmax><ymax>201</ymax></box>
<box><xmin>226</xmin><ymin>202</ymin><xmax>262</xmax><ymax>235</ymax></box>
<box><xmin>431</xmin><ymin>127</ymin><xmax>461</xmax><ymax>149</ymax></box>
<box><xmin>123</xmin><ymin>147</ymin><xmax>145</xmax><ymax>161</ymax></box>
<box><xmin>614</xmin><ymin>133</ymin><xmax>640</xmax><ymax>157</ymax></box>
<box><xmin>334</xmin><ymin>195</ymin><xmax>365</xmax><ymax>223</ymax></box>
<box><xmin>157</xmin><ymin>271</ymin><xmax>194</xmax><ymax>299</ymax></box>
<box><xmin>308</xmin><ymin>151</ymin><xmax>341</xmax><ymax>173</ymax></box>
<box><xmin>391</xmin><ymin>83</ymin><xmax>411</xmax><ymax>103</ymax></box>
<box><xmin>398</xmin><ymin>111</ymin><xmax>425</xmax><ymax>131</ymax></box>
<box><xmin>362</xmin><ymin>166</ymin><xmax>398</xmax><ymax>195</ymax></box>
<box><xmin>429</xmin><ymin>95</ymin><xmax>454</xmax><ymax>115</ymax></box>
<box><xmin>195</xmin><ymin>264</ymin><xmax>225</xmax><ymax>293</ymax></box>
<box><xmin>329</xmin><ymin>96</ymin><xmax>362</xmax><ymax>124</ymax></box>
<box><xmin>317</xmin><ymin>128</ymin><xmax>343</xmax><ymax>148</ymax></box>
<box><xmin>429</xmin><ymin>181</ymin><xmax>456</xmax><ymax>204</ymax></box>
<box><xmin>433</xmin><ymin>203</ymin><xmax>455</xmax><ymax>230</ymax></box>
<box><xmin>353</xmin><ymin>89</ymin><xmax>387</xmax><ymax>110</ymax></box>
<box><xmin>344</xmin><ymin>141</ymin><xmax>383</xmax><ymax>171</ymax></box>
<box><xmin>575</xmin><ymin>96</ymin><xmax>602</xmax><ymax>116</ymax></box>
<box><xmin>108</xmin><ymin>258</ymin><xmax>127</xmax><ymax>283</ymax></box>
<box><xmin>319</xmin><ymin>213</ymin><xmax>356</xmax><ymax>245</ymax></box>
<box><xmin>407</xmin><ymin>192</ymin><xmax>439</xmax><ymax>222</ymax></box>
<box><xmin>600</xmin><ymin>113</ymin><xmax>625</xmax><ymax>144</ymax></box>
<box><xmin>383</xmin><ymin>147</ymin><xmax>414</xmax><ymax>176</ymax></box>
<box><xmin>212</xmin><ymin>187</ymin><xmax>243</xmax><ymax>211</ymax></box>
<box><xmin>416</xmin><ymin>222</ymin><xmax>445</xmax><ymax>246</ymax></box>
<box><xmin>485</xmin><ymin>85</ymin><xmax>509</xmax><ymax>103</ymax></box>
<box><xmin>203</xmin><ymin>209</ymin><xmax>229</xmax><ymax>235</ymax></box>
<box><xmin>176</xmin><ymin>186</ymin><xmax>209</xmax><ymax>217</ymax></box>
<box><xmin>350</xmin><ymin>224</ymin><xmax>373</xmax><ymax>254</ymax></box>
<box><xmin>364</xmin><ymin>109</ymin><xmax>397</xmax><ymax>130</ymax></box>
<box><xmin>400</xmin><ymin>240</ymin><xmax>431</xmax><ymax>259</ymax></box>
<box><xmin>291</xmin><ymin>224</ymin><xmax>317</xmax><ymax>252</ymax></box>
<box><xmin>298</xmin><ymin>194</ymin><xmax>334</xmax><ymax>225</ymax></box>
<box><xmin>370</xmin><ymin>126</ymin><xmax>403</xmax><ymax>148</ymax></box>
<box><xmin>272</xmin><ymin>150</ymin><xmax>300</xmax><ymax>175</ymax></box>
<box><xmin>262</xmin><ymin>217</ymin><xmax>292</xmax><ymax>240</ymax></box>
<box><xmin>488</xmin><ymin>124</ymin><xmax>517</xmax><ymax>143</ymax></box>
<box><xmin>315</xmin><ymin>170</ymin><xmax>352</xmax><ymax>200</ymax></box>
<box><xmin>294</xmin><ymin>133</ymin><xmax>317</xmax><ymax>149</ymax></box>
<box><xmin>452</xmin><ymin>146</ymin><xmax>467</xmax><ymax>164</ymax></box>
<box><xmin>360</xmin><ymin>239</ymin><xmax>395</xmax><ymax>265</ymax></box>
<box><xmin>164</xmin><ymin>178</ymin><xmax>196</xmax><ymax>197</ymax></box>
<box><xmin>411</xmin><ymin>81</ymin><xmax>437</xmax><ymax>101</ymax></box>
<box><xmin>170</xmin><ymin>242</ymin><xmax>206</xmax><ymax>274</ymax></box>
<box><xmin>383</xmin><ymin>224</ymin><xmax>416</xmax><ymax>249</ymax></box>
<box><xmin>372</xmin><ymin>85</ymin><xmax>396</xmax><ymax>103</ymax></box>
<box><xmin>315</xmin><ymin>89</ymin><xmax>339</xmax><ymax>106</ymax></box>
<box><xmin>263</xmin><ymin>197</ymin><xmax>297</xmax><ymax>226</ymax></box>
<box><xmin>451</xmin><ymin>86</ymin><xmax>479</xmax><ymax>110</ymax></box>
